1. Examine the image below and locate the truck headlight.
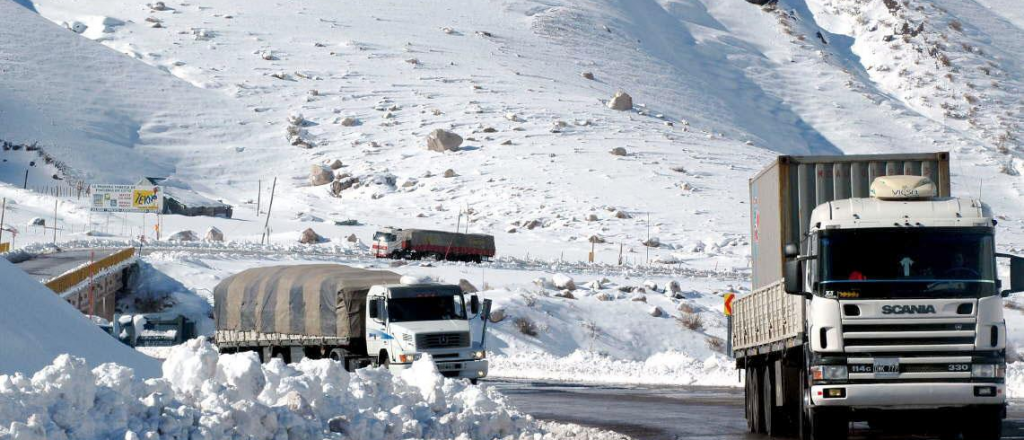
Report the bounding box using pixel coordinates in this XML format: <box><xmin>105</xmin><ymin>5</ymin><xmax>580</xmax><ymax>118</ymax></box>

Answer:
<box><xmin>810</xmin><ymin>365</ymin><xmax>847</xmax><ymax>381</ymax></box>
<box><xmin>473</xmin><ymin>350</ymin><xmax>486</xmax><ymax>360</ymax></box>
<box><xmin>398</xmin><ymin>353</ymin><xmax>421</xmax><ymax>363</ymax></box>
<box><xmin>972</xmin><ymin>364</ymin><xmax>1005</xmax><ymax>378</ymax></box>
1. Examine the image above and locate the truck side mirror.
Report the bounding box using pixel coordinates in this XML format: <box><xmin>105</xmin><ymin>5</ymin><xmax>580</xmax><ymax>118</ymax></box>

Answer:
<box><xmin>470</xmin><ymin>295</ymin><xmax>480</xmax><ymax>315</ymax></box>
<box><xmin>1000</xmin><ymin>255</ymin><xmax>1024</xmax><ymax>296</ymax></box>
<box><xmin>784</xmin><ymin>259</ymin><xmax>804</xmax><ymax>295</ymax></box>
<box><xmin>368</xmin><ymin>299</ymin><xmax>380</xmax><ymax>319</ymax></box>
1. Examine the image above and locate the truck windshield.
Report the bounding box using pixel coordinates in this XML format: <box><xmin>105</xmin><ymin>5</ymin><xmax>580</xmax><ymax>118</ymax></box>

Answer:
<box><xmin>819</xmin><ymin>228</ymin><xmax>996</xmax><ymax>298</ymax></box>
<box><xmin>388</xmin><ymin>295</ymin><xmax>466</xmax><ymax>322</ymax></box>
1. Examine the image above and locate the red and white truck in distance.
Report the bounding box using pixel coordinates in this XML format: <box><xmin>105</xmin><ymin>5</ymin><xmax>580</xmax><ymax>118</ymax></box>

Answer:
<box><xmin>733</xmin><ymin>153</ymin><xmax>1024</xmax><ymax>440</ymax></box>
<box><xmin>373</xmin><ymin>227</ymin><xmax>496</xmax><ymax>263</ymax></box>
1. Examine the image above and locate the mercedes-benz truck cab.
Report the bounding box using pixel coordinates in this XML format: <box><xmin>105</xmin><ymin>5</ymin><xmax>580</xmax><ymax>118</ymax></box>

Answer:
<box><xmin>366</xmin><ymin>283</ymin><xmax>488</xmax><ymax>382</ymax></box>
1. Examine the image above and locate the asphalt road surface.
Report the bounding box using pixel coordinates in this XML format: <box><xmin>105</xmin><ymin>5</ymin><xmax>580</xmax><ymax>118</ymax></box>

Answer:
<box><xmin>491</xmin><ymin>380</ymin><xmax>1024</xmax><ymax>440</ymax></box>
<box><xmin>14</xmin><ymin>249</ymin><xmax>117</xmax><ymax>281</ymax></box>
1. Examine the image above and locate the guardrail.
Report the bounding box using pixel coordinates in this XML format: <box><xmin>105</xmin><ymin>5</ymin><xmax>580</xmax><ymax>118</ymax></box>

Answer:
<box><xmin>45</xmin><ymin>248</ymin><xmax>136</xmax><ymax>294</ymax></box>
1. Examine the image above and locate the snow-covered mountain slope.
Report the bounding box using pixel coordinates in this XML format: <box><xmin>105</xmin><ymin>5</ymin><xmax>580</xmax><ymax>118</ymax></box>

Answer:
<box><xmin>0</xmin><ymin>259</ymin><xmax>159</xmax><ymax>377</ymax></box>
<box><xmin>1</xmin><ymin>0</ymin><xmax>1020</xmax><ymax>267</ymax></box>
<box><xmin>0</xmin><ymin>1</ymin><xmax>248</xmax><ymax>185</ymax></box>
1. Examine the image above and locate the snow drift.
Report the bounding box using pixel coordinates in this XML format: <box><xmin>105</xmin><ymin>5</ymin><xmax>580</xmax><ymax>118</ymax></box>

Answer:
<box><xmin>0</xmin><ymin>259</ymin><xmax>159</xmax><ymax>378</ymax></box>
<box><xmin>0</xmin><ymin>339</ymin><xmax>623</xmax><ymax>440</ymax></box>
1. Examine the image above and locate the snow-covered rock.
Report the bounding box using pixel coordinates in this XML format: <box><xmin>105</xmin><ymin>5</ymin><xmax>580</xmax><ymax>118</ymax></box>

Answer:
<box><xmin>425</xmin><ymin>129</ymin><xmax>462</xmax><ymax>152</ymax></box>
<box><xmin>606</xmin><ymin>91</ymin><xmax>633</xmax><ymax>110</ymax></box>
<box><xmin>552</xmin><ymin>274</ymin><xmax>575</xmax><ymax>290</ymax></box>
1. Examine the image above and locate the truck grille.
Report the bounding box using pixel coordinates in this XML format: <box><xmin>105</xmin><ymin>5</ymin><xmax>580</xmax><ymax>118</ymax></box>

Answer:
<box><xmin>416</xmin><ymin>332</ymin><xmax>470</xmax><ymax>349</ymax></box>
<box><xmin>842</xmin><ymin>320</ymin><xmax>976</xmax><ymax>353</ymax></box>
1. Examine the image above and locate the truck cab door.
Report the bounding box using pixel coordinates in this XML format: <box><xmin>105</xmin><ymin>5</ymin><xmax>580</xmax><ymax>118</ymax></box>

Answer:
<box><xmin>366</xmin><ymin>297</ymin><xmax>387</xmax><ymax>354</ymax></box>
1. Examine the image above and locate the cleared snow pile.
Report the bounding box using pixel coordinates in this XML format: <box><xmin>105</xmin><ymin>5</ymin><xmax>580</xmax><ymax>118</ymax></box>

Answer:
<box><xmin>0</xmin><ymin>259</ymin><xmax>158</xmax><ymax>377</ymax></box>
<box><xmin>0</xmin><ymin>339</ymin><xmax>627</xmax><ymax>439</ymax></box>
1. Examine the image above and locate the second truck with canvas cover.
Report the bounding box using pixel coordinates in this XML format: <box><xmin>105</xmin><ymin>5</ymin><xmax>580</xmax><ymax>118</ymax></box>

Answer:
<box><xmin>213</xmin><ymin>264</ymin><xmax>491</xmax><ymax>382</ymax></box>
<box><xmin>733</xmin><ymin>153</ymin><xmax>1024</xmax><ymax>440</ymax></box>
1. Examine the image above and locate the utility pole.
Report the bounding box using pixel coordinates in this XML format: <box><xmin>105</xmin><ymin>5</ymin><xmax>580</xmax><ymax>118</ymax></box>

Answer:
<box><xmin>23</xmin><ymin>169</ymin><xmax>28</xmax><ymax>189</ymax></box>
<box><xmin>0</xmin><ymin>198</ymin><xmax>6</xmax><ymax>245</ymax></box>
<box><xmin>261</xmin><ymin>177</ymin><xmax>277</xmax><ymax>245</ymax></box>
<box><xmin>52</xmin><ymin>199</ymin><xmax>58</xmax><ymax>244</ymax></box>
<box><xmin>256</xmin><ymin>179</ymin><xmax>262</xmax><ymax>215</ymax></box>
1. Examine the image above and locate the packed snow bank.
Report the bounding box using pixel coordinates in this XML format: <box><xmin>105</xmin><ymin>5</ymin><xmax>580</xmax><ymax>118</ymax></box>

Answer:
<box><xmin>0</xmin><ymin>339</ymin><xmax>627</xmax><ymax>440</ymax></box>
<box><xmin>0</xmin><ymin>259</ymin><xmax>158</xmax><ymax>377</ymax></box>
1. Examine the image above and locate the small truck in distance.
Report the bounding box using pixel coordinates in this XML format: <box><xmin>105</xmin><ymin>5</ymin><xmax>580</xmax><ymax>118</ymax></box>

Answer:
<box><xmin>214</xmin><ymin>264</ymin><xmax>491</xmax><ymax>382</ymax></box>
<box><xmin>733</xmin><ymin>153</ymin><xmax>1024</xmax><ymax>440</ymax></box>
<box><xmin>373</xmin><ymin>227</ymin><xmax>496</xmax><ymax>263</ymax></box>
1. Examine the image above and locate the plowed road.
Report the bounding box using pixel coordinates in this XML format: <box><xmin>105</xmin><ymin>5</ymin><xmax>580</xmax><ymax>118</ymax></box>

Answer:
<box><xmin>492</xmin><ymin>381</ymin><xmax>1024</xmax><ymax>440</ymax></box>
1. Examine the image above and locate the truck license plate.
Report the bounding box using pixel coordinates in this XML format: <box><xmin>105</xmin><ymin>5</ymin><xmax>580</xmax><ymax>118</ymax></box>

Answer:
<box><xmin>874</xmin><ymin>358</ymin><xmax>900</xmax><ymax>378</ymax></box>
<box><xmin>436</xmin><ymin>363</ymin><xmax>462</xmax><ymax>371</ymax></box>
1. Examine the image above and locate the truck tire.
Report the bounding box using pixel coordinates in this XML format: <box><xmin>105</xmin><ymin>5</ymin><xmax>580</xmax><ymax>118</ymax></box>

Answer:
<box><xmin>809</xmin><ymin>409</ymin><xmax>847</xmax><ymax>440</ymax></box>
<box><xmin>798</xmin><ymin>372</ymin><xmax>811</xmax><ymax>440</ymax></box>
<box><xmin>747</xmin><ymin>366</ymin><xmax>765</xmax><ymax>434</ymax></box>
<box><xmin>763</xmin><ymin>366</ymin><xmax>778</xmax><ymax>436</ymax></box>
<box><xmin>961</xmin><ymin>406</ymin><xmax>1002</xmax><ymax>440</ymax></box>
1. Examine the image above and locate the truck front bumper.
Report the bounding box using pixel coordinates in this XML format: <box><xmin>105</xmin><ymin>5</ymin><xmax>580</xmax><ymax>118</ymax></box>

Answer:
<box><xmin>387</xmin><ymin>359</ymin><xmax>489</xmax><ymax>380</ymax></box>
<box><xmin>811</xmin><ymin>382</ymin><xmax>1004</xmax><ymax>408</ymax></box>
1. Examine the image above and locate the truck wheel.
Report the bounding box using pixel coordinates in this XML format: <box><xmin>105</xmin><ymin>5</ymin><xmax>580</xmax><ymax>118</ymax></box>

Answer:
<box><xmin>809</xmin><ymin>409</ymin><xmax>847</xmax><ymax>440</ymax></box>
<box><xmin>798</xmin><ymin>373</ymin><xmax>811</xmax><ymax>440</ymax></box>
<box><xmin>748</xmin><ymin>366</ymin><xmax>765</xmax><ymax>433</ymax></box>
<box><xmin>961</xmin><ymin>407</ymin><xmax>1002</xmax><ymax>440</ymax></box>
<box><xmin>763</xmin><ymin>366</ymin><xmax>777</xmax><ymax>436</ymax></box>
<box><xmin>379</xmin><ymin>351</ymin><xmax>390</xmax><ymax>369</ymax></box>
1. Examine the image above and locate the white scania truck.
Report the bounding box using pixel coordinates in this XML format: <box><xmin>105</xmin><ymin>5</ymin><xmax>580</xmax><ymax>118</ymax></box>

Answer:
<box><xmin>214</xmin><ymin>265</ymin><xmax>491</xmax><ymax>382</ymax></box>
<box><xmin>733</xmin><ymin>153</ymin><xmax>1024</xmax><ymax>440</ymax></box>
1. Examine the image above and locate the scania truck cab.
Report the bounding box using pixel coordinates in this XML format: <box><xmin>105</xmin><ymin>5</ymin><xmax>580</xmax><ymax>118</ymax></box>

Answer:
<box><xmin>366</xmin><ymin>283</ymin><xmax>489</xmax><ymax>382</ymax></box>
<box><xmin>734</xmin><ymin>154</ymin><xmax>1024</xmax><ymax>440</ymax></box>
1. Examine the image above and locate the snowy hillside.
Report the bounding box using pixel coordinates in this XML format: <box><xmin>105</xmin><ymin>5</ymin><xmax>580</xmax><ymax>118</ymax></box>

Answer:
<box><xmin>0</xmin><ymin>0</ymin><xmax>1019</xmax><ymax>268</ymax></box>
<box><xmin>0</xmin><ymin>259</ymin><xmax>159</xmax><ymax>377</ymax></box>
<box><xmin>1</xmin><ymin>0</ymin><xmax>1024</xmax><ymax>396</ymax></box>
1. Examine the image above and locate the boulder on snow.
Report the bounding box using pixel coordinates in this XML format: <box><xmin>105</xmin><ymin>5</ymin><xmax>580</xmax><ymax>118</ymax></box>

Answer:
<box><xmin>667</xmin><ymin>280</ymin><xmax>682</xmax><ymax>294</ymax></box>
<box><xmin>585</xmin><ymin>213</ymin><xmax>599</xmax><ymax>222</ymax></box>
<box><xmin>328</xmin><ymin>159</ymin><xmax>344</xmax><ymax>170</ymax></box>
<box><xmin>204</xmin><ymin>227</ymin><xmax>224</xmax><ymax>242</ymax></box>
<box><xmin>310</xmin><ymin>165</ymin><xmax>334</xmax><ymax>186</ymax></box>
<box><xmin>489</xmin><ymin>308</ymin><xmax>506</xmax><ymax>323</ymax></box>
<box><xmin>346</xmin><ymin>234</ymin><xmax>358</xmax><ymax>243</ymax></box>
<box><xmin>554</xmin><ymin>290</ymin><xmax>576</xmax><ymax>299</ymax></box>
<box><xmin>426</xmin><ymin>129</ymin><xmax>463</xmax><ymax>152</ymax></box>
<box><xmin>168</xmin><ymin>230</ymin><xmax>199</xmax><ymax>242</ymax></box>
<box><xmin>552</xmin><ymin>274</ymin><xmax>576</xmax><ymax>290</ymax></box>
<box><xmin>631</xmin><ymin>295</ymin><xmax>647</xmax><ymax>303</ymax></box>
<box><xmin>443</xmin><ymin>169</ymin><xmax>457</xmax><ymax>178</ymax></box>
<box><xmin>339</xmin><ymin>117</ymin><xmax>359</xmax><ymax>127</ymax></box>
<box><xmin>609</xmin><ymin>147</ymin><xmax>628</xmax><ymax>156</ymax></box>
<box><xmin>643</xmin><ymin>237</ymin><xmax>661</xmax><ymax>248</ymax></box>
<box><xmin>614</xmin><ymin>210</ymin><xmax>631</xmax><ymax>219</ymax></box>
<box><xmin>299</xmin><ymin>228</ymin><xmax>325</xmax><ymax>244</ymax></box>
<box><xmin>28</xmin><ymin>217</ymin><xmax>45</xmax><ymax>227</ymax></box>
<box><xmin>331</xmin><ymin>176</ymin><xmax>358</xmax><ymax>196</ymax></box>
<box><xmin>649</xmin><ymin>306</ymin><xmax>664</xmax><ymax>318</ymax></box>
<box><xmin>581</xmin><ymin>71</ymin><xmax>595</xmax><ymax>80</ymax></box>
<box><xmin>458</xmin><ymin>279</ymin><xmax>479</xmax><ymax>293</ymax></box>
<box><xmin>588</xmin><ymin>235</ymin><xmax>606</xmax><ymax>244</ymax></box>
<box><xmin>607</xmin><ymin>91</ymin><xmax>633</xmax><ymax>110</ymax></box>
